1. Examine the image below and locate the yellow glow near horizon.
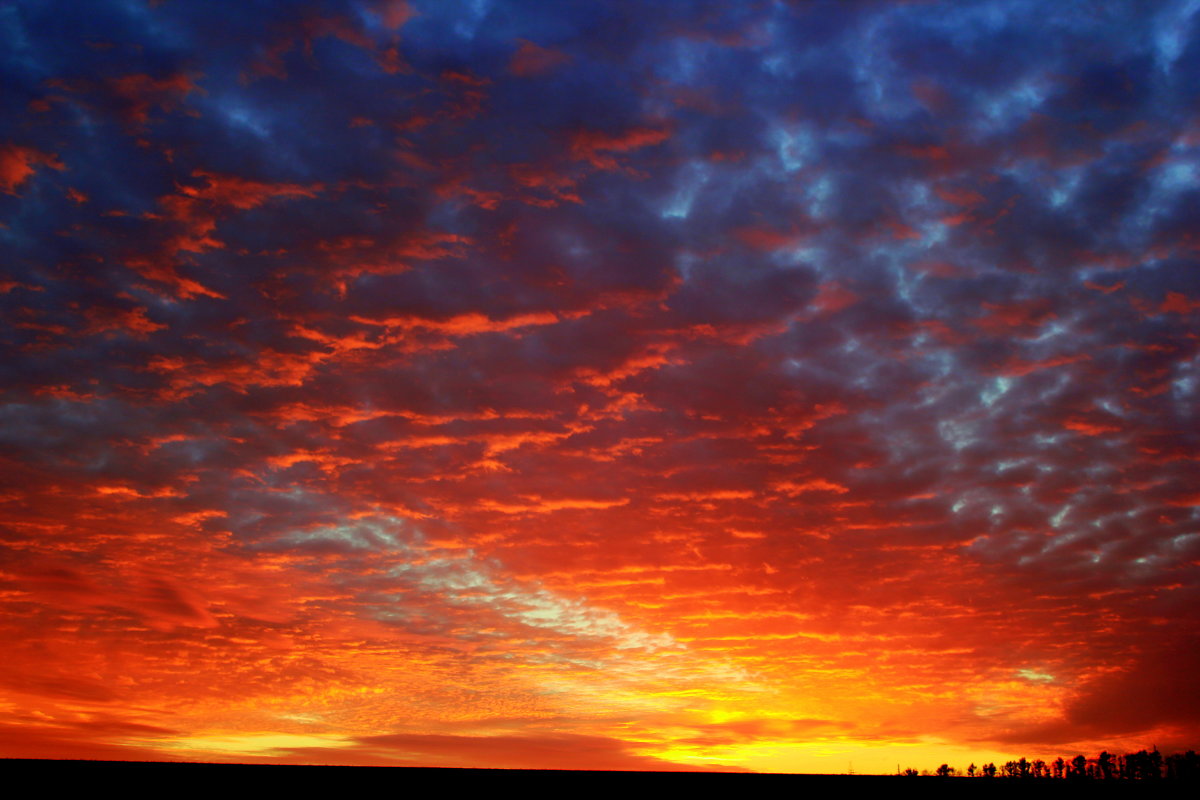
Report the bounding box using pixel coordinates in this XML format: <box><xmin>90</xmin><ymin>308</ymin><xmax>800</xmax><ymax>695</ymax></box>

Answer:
<box><xmin>160</xmin><ymin>733</ymin><xmax>356</xmax><ymax>758</ymax></box>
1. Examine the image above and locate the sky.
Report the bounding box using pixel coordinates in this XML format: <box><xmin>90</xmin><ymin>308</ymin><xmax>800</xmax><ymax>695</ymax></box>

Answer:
<box><xmin>1</xmin><ymin>0</ymin><xmax>1198</xmax><ymax>774</ymax></box>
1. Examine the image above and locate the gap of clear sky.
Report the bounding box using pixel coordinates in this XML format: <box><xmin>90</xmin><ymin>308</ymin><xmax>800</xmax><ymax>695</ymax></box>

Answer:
<box><xmin>1</xmin><ymin>0</ymin><xmax>1197</xmax><ymax>774</ymax></box>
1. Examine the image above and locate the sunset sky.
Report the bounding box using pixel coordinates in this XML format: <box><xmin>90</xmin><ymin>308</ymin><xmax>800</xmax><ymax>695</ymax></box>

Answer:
<box><xmin>2</xmin><ymin>0</ymin><xmax>1198</xmax><ymax>774</ymax></box>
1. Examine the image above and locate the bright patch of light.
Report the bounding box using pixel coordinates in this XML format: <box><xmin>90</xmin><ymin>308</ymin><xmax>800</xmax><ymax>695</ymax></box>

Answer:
<box><xmin>1155</xmin><ymin>0</ymin><xmax>1200</xmax><ymax>73</ymax></box>
<box><xmin>164</xmin><ymin>733</ymin><xmax>354</xmax><ymax>756</ymax></box>
<box><xmin>784</xmin><ymin>244</ymin><xmax>823</xmax><ymax>266</ymax></box>
<box><xmin>981</xmin><ymin>376</ymin><xmax>1012</xmax><ymax>407</ymax></box>
<box><xmin>938</xmin><ymin>418</ymin><xmax>977</xmax><ymax>451</ymax></box>
<box><xmin>1034</xmin><ymin>319</ymin><xmax>1068</xmax><ymax>343</ymax></box>
<box><xmin>852</xmin><ymin>15</ymin><xmax>896</xmax><ymax>116</ymax></box>
<box><xmin>402</xmin><ymin>550</ymin><xmax>673</xmax><ymax>651</ymax></box>
<box><xmin>1016</xmin><ymin>668</ymin><xmax>1055</xmax><ymax>683</ymax></box>
<box><xmin>976</xmin><ymin>77</ymin><xmax>1049</xmax><ymax>135</ymax></box>
<box><xmin>453</xmin><ymin>0</ymin><xmax>490</xmax><ymax>39</ymax></box>
<box><xmin>277</xmin><ymin>519</ymin><xmax>404</xmax><ymax>551</ymax></box>
<box><xmin>924</xmin><ymin>220</ymin><xmax>948</xmax><ymax>245</ymax></box>
<box><xmin>269</xmin><ymin>517</ymin><xmax>677</xmax><ymax>653</ymax></box>
<box><xmin>1174</xmin><ymin>374</ymin><xmax>1196</xmax><ymax>403</ymax></box>
<box><xmin>772</xmin><ymin>124</ymin><xmax>814</xmax><ymax>172</ymax></box>
<box><xmin>890</xmin><ymin>257</ymin><xmax>918</xmax><ymax>308</ymax></box>
<box><xmin>806</xmin><ymin>175</ymin><xmax>833</xmax><ymax>218</ymax></box>
<box><xmin>1158</xmin><ymin>161</ymin><xmax>1196</xmax><ymax>192</ymax></box>
<box><xmin>1050</xmin><ymin>505</ymin><xmax>1070</xmax><ymax>529</ymax></box>
<box><xmin>1049</xmin><ymin>167</ymin><xmax>1085</xmax><ymax>208</ymax></box>
<box><xmin>662</xmin><ymin>162</ymin><xmax>709</xmax><ymax>219</ymax></box>
<box><xmin>761</xmin><ymin>51</ymin><xmax>790</xmax><ymax>78</ymax></box>
<box><xmin>220</xmin><ymin>102</ymin><xmax>270</xmax><ymax>139</ymax></box>
<box><xmin>1172</xmin><ymin>533</ymin><xmax>1199</xmax><ymax>549</ymax></box>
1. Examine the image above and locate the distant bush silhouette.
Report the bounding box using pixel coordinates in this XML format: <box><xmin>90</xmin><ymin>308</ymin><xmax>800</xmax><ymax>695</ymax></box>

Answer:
<box><xmin>900</xmin><ymin>747</ymin><xmax>1197</xmax><ymax>781</ymax></box>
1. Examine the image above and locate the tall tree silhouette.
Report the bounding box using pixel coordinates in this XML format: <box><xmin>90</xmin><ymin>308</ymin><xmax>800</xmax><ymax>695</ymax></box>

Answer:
<box><xmin>1166</xmin><ymin>751</ymin><xmax>1199</xmax><ymax>780</ymax></box>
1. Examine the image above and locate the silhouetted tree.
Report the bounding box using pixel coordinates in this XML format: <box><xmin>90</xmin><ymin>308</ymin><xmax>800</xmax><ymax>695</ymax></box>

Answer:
<box><xmin>1166</xmin><ymin>750</ymin><xmax>1199</xmax><ymax>781</ymax></box>
<box><xmin>902</xmin><ymin>768</ymin><xmax>919</xmax><ymax>777</ymax></box>
<box><xmin>1126</xmin><ymin>750</ymin><xmax>1145</xmax><ymax>779</ymax></box>
<box><xmin>1122</xmin><ymin>748</ymin><xmax>1164</xmax><ymax>780</ymax></box>
<box><xmin>909</xmin><ymin>748</ymin><xmax>1200</xmax><ymax>783</ymax></box>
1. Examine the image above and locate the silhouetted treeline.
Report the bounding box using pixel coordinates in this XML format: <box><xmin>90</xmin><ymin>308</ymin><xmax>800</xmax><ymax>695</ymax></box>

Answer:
<box><xmin>899</xmin><ymin>748</ymin><xmax>1198</xmax><ymax>780</ymax></box>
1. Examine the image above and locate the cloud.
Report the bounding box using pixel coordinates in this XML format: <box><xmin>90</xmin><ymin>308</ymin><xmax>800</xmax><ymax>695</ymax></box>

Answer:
<box><xmin>508</xmin><ymin>39</ymin><xmax>570</xmax><ymax>78</ymax></box>
<box><xmin>989</xmin><ymin>635</ymin><xmax>1200</xmax><ymax>749</ymax></box>
<box><xmin>0</xmin><ymin>144</ymin><xmax>64</xmax><ymax>194</ymax></box>
<box><xmin>348</xmin><ymin>731</ymin><xmax>743</xmax><ymax>771</ymax></box>
<box><xmin>0</xmin><ymin>0</ymin><xmax>1197</xmax><ymax>772</ymax></box>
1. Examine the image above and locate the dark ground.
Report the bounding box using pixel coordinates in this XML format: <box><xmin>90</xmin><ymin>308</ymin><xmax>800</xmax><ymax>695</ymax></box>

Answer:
<box><xmin>2</xmin><ymin>759</ymin><xmax>1189</xmax><ymax>796</ymax></box>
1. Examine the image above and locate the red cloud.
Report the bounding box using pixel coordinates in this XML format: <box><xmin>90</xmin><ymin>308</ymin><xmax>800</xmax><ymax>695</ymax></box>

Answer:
<box><xmin>1160</xmin><ymin>291</ymin><xmax>1200</xmax><ymax>315</ymax></box>
<box><xmin>569</xmin><ymin>126</ymin><xmax>671</xmax><ymax>170</ymax></box>
<box><xmin>0</xmin><ymin>143</ymin><xmax>65</xmax><ymax>194</ymax></box>
<box><xmin>509</xmin><ymin>39</ymin><xmax>571</xmax><ymax>77</ymax></box>
<box><xmin>107</xmin><ymin>72</ymin><xmax>202</xmax><ymax>126</ymax></box>
<box><xmin>973</xmin><ymin>299</ymin><xmax>1058</xmax><ymax>336</ymax></box>
<box><xmin>374</xmin><ymin>0</ymin><xmax>416</xmax><ymax>30</ymax></box>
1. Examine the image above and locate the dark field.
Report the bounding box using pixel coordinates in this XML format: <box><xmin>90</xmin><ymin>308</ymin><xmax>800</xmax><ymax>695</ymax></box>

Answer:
<box><xmin>2</xmin><ymin>759</ymin><xmax>1185</xmax><ymax>797</ymax></box>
